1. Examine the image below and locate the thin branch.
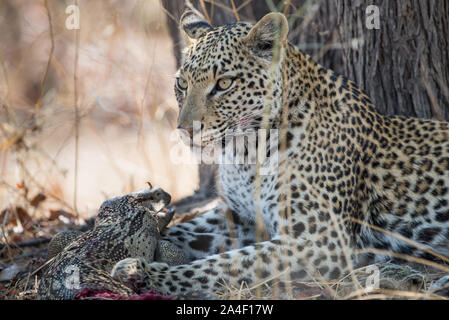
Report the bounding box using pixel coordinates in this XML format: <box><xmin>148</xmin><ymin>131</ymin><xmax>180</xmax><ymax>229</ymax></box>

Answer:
<box><xmin>236</xmin><ymin>0</ymin><xmax>253</xmax><ymax>13</ymax></box>
<box><xmin>199</xmin><ymin>0</ymin><xmax>212</xmax><ymax>24</ymax></box>
<box><xmin>34</xmin><ymin>0</ymin><xmax>55</xmax><ymax>111</ymax></box>
<box><xmin>229</xmin><ymin>0</ymin><xmax>240</xmax><ymax>21</ymax></box>
<box><xmin>202</xmin><ymin>0</ymin><xmax>235</xmax><ymax>16</ymax></box>
<box><xmin>350</xmin><ymin>217</ymin><xmax>449</xmax><ymax>265</ymax></box>
<box><xmin>73</xmin><ymin>0</ymin><xmax>80</xmax><ymax>217</ymax></box>
<box><xmin>0</xmin><ymin>237</ymin><xmax>50</xmax><ymax>250</ymax></box>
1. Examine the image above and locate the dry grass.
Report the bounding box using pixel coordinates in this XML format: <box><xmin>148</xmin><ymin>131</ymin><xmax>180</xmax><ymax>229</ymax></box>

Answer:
<box><xmin>1</xmin><ymin>0</ymin><xmax>448</xmax><ymax>301</ymax></box>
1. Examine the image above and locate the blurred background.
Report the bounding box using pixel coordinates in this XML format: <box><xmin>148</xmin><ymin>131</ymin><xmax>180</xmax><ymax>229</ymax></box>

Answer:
<box><xmin>0</xmin><ymin>0</ymin><xmax>199</xmax><ymax>227</ymax></box>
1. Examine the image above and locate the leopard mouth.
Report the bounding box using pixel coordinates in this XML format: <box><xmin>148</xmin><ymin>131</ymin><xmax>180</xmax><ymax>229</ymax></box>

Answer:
<box><xmin>178</xmin><ymin>126</ymin><xmax>224</xmax><ymax>147</ymax></box>
<box><xmin>178</xmin><ymin>120</ymin><xmax>262</xmax><ymax>150</ymax></box>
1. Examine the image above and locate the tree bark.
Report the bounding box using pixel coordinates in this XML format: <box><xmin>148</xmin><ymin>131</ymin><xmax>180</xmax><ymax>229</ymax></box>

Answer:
<box><xmin>337</xmin><ymin>0</ymin><xmax>449</xmax><ymax>120</ymax></box>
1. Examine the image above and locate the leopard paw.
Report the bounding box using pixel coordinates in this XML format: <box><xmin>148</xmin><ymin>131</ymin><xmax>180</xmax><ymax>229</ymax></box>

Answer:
<box><xmin>111</xmin><ymin>258</ymin><xmax>148</xmax><ymax>291</ymax></box>
<box><xmin>111</xmin><ymin>258</ymin><xmax>169</xmax><ymax>293</ymax></box>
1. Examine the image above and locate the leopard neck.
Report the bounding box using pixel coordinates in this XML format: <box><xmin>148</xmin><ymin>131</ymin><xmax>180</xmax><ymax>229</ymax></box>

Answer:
<box><xmin>280</xmin><ymin>42</ymin><xmax>387</xmax><ymax>161</ymax></box>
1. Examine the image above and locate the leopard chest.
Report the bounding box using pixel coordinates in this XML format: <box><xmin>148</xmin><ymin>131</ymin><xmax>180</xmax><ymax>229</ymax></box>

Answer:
<box><xmin>218</xmin><ymin>162</ymin><xmax>281</xmax><ymax>237</ymax></box>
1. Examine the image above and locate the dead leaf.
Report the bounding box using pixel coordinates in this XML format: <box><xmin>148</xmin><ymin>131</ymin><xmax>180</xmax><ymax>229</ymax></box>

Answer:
<box><xmin>30</xmin><ymin>193</ymin><xmax>46</xmax><ymax>208</ymax></box>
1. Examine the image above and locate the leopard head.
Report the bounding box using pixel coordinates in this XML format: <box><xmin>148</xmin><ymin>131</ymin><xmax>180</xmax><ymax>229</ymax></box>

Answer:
<box><xmin>175</xmin><ymin>11</ymin><xmax>289</xmax><ymax>147</ymax></box>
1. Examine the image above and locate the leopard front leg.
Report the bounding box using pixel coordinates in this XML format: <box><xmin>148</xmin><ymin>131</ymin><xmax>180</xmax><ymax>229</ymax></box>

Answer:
<box><xmin>112</xmin><ymin>233</ymin><xmax>354</xmax><ymax>297</ymax></box>
<box><xmin>161</xmin><ymin>202</ymin><xmax>257</xmax><ymax>261</ymax></box>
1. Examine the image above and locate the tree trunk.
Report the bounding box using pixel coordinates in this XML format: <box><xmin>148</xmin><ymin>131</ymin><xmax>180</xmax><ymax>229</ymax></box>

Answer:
<box><xmin>336</xmin><ymin>0</ymin><xmax>449</xmax><ymax>120</ymax></box>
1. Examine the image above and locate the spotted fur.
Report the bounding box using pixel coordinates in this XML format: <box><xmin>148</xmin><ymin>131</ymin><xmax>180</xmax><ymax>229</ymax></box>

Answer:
<box><xmin>111</xmin><ymin>12</ymin><xmax>449</xmax><ymax>297</ymax></box>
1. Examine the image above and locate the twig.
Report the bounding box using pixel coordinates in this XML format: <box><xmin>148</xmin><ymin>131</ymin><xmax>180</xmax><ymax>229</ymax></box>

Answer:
<box><xmin>34</xmin><ymin>0</ymin><xmax>55</xmax><ymax>111</ymax></box>
<box><xmin>356</xmin><ymin>248</ymin><xmax>449</xmax><ymax>274</ymax></box>
<box><xmin>346</xmin><ymin>288</ymin><xmax>448</xmax><ymax>300</ymax></box>
<box><xmin>1</xmin><ymin>208</ymin><xmax>15</xmax><ymax>260</ymax></box>
<box><xmin>202</xmin><ymin>0</ymin><xmax>235</xmax><ymax>16</ymax></box>
<box><xmin>350</xmin><ymin>217</ymin><xmax>449</xmax><ymax>265</ymax></box>
<box><xmin>9</xmin><ymin>160</ymin><xmax>74</xmax><ymax>211</ymax></box>
<box><xmin>236</xmin><ymin>0</ymin><xmax>253</xmax><ymax>14</ymax></box>
<box><xmin>0</xmin><ymin>238</ymin><xmax>50</xmax><ymax>250</ymax></box>
<box><xmin>199</xmin><ymin>0</ymin><xmax>212</xmax><ymax>24</ymax></box>
<box><xmin>229</xmin><ymin>0</ymin><xmax>240</xmax><ymax>21</ymax></box>
<box><xmin>0</xmin><ymin>55</ymin><xmax>17</xmax><ymax>127</ymax></box>
<box><xmin>73</xmin><ymin>0</ymin><xmax>80</xmax><ymax>217</ymax></box>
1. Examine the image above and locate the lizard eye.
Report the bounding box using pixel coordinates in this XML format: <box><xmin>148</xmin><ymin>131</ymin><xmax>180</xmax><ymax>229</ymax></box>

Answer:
<box><xmin>176</xmin><ymin>77</ymin><xmax>188</xmax><ymax>91</ymax></box>
<box><xmin>216</xmin><ymin>77</ymin><xmax>234</xmax><ymax>91</ymax></box>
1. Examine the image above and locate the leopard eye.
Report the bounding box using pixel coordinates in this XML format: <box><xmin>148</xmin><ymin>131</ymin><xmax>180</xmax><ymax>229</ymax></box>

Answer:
<box><xmin>216</xmin><ymin>77</ymin><xmax>234</xmax><ymax>91</ymax></box>
<box><xmin>176</xmin><ymin>77</ymin><xmax>188</xmax><ymax>91</ymax></box>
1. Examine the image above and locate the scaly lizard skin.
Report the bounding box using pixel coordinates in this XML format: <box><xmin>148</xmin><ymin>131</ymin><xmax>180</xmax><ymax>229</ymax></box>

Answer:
<box><xmin>36</xmin><ymin>187</ymin><xmax>187</xmax><ymax>300</ymax></box>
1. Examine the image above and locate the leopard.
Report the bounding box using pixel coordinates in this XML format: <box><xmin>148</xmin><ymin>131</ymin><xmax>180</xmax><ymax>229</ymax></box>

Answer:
<box><xmin>111</xmin><ymin>11</ymin><xmax>449</xmax><ymax>298</ymax></box>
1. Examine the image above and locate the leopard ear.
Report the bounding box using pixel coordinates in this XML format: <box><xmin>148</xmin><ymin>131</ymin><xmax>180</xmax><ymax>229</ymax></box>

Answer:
<box><xmin>244</xmin><ymin>13</ymin><xmax>289</xmax><ymax>62</ymax></box>
<box><xmin>180</xmin><ymin>10</ymin><xmax>213</xmax><ymax>46</ymax></box>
